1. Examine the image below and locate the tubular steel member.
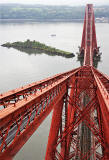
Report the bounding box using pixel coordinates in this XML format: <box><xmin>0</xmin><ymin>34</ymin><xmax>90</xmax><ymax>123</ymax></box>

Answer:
<box><xmin>0</xmin><ymin>68</ymin><xmax>78</xmax><ymax>109</ymax></box>
<box><xmin>92</xmin><ymin>68</ymin><xmax>109</xmax><ymax>159</ymax></box>
<box><xmin>0</xmin><ymin>68</ymin><xmax>81</xmax><ymax>159</ymax></box>
<box><xmin>45</xmin><ymin>66</ymin><xmax>109</xmax><ymax>160</ymax></box>
<box><xmin>66</xmin><ymin>81</ymin><xmax>76</xmax><ymax>159</ymax></box>
<box><xmin>0</xmin><ymin>3</ymin><xmax>109</xmax><ymax>160</ymax></box>
<box><xmin>0</xmin><ymin>66</ymin><xmax>108</xmax><ymax>159</ymax></box>
<box><xmin>45</xmin><ymin>99</ymin><xmax>64</xmax><ymax>160</ymax></box>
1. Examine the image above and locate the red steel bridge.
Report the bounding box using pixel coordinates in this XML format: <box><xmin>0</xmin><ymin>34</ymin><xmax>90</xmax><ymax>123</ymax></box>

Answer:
<box><xmin>0</xmin><ymin>4</ymin><xmax>109</xmax><ymax>160</ymax></box>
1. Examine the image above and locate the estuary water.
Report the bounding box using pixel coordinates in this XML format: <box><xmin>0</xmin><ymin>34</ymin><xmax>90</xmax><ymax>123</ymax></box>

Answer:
<box><xmin>0</xmin><ymin>21</ymin><xmax>109</xmax><ymax>160</ymax></box>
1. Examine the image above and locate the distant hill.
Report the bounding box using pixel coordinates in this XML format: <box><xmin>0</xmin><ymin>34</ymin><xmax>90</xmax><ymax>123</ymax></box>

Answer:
<box><xmin>0</xmin><ymin>4</ymin><xmax>109</xmax><ymax>22</ymax></box>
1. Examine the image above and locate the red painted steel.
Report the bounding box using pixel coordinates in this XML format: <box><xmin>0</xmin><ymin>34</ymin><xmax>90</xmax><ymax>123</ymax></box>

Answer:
<box><xmin>0</xmin><ymin>3</ymin><xmax>108</xmax><ymax>160</ymax></box>
<box><xmin>45</xmin><ymin>4</ymin><xmax>109</xmax><ymax>160</ymax></box>
<box><xmin>0</xmin><ymin>68</ymin><xmax>78</xmax><ymax>109</ymax></box>
<box><xmin>45</xmin><ymin>66</ymin><xmax>109</xmax><ymax>159</ymax></box>
<box><xmin>0</xmin><ymin>68</ymin><xmax>81</xmax><ymax>159</ymax></box>
<box><xmin>80</xmin><ymin>4</ymin><xmax>99</xmax><ymax>66</ymax></box>
<box><xmin>45</xmin><ymin>99</ymin><xmax>64</xmax><ymax>160</ymax></box>
<box><xmin>81</xmin><ymin>7</ymin><xmax>86</xmax><ymax>53</ymax></box>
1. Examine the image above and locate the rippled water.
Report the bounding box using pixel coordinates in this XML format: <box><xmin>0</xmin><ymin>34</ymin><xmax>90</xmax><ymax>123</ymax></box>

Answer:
<box><xmin>0</xmin><ymin>21</ymin><xmax>109</xmax><ymax>160</ymax></box>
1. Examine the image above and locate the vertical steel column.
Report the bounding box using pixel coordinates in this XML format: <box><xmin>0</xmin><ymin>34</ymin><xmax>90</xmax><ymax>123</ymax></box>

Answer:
<box><xmin>45</xmin><ymin>99</ymin><xmax>64</xmax><ymax>160</ymax></box>
<box><xmin>60</xmin><ymin>88</ymin><xmax>68</xmax><ymax>160</ymax></box>
<box><xmin>66</xmin><ymin>80</ymin><xmax>76</xmax><ymax>159</ymax></box>
<box><xmin>96</xmin><ymin>90</ymin><xmax>109</xmax><ymax>159</ymax></box>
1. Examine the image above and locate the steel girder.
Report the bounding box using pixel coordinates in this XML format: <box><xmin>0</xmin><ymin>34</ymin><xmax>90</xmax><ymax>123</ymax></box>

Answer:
<box><xmin>0</xmin><ymin>4</ymin><xmax>109</xmax><ymax>160</ymax></box>
<box><xmin>0</xmin><ymin>66</ymin><xmax>108</xmax><ymax>159</ymax></box>
<box><xmin>0</xmin><ymin>68</ymin><xmax>80</xmax><ymax>159</ymax></box>
<box><xmin>0</xmin><ymin>68</ymin><xmax>79</xmax><ymax>109</ymax></box>
<box><xmin>45</xmin><ymin>66</ymin><xmax>109</xmax><ymax>160</ymax></box>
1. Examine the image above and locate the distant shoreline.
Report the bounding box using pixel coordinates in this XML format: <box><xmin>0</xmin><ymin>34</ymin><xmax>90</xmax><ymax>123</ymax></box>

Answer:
<box><xmin>0</xmin><ymin>19</ymin><xmax>108</xmax><ymax>23</ymax></box>
<box><xmin>0</xmin><ymin>4</ymin><xmax>109</xmax><ymax>23</ymax></box>
<box><xmin>0</xmin><ymin>19</ymin><xmax>83</xmax><ymax>22</ymax></box>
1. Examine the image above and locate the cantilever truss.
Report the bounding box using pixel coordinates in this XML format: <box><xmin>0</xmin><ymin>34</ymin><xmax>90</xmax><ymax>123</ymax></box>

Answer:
<box><xmin>0</xmin><ymin>4</ymin><xmax>109</xmax><ymax>160</ymax></box>
<box><xmin>45</xmin><ymin>66</ymin><xmax>109</xmax><ymax>160</ymax></box>
<box><xmin>0</xmin><ymin>66</ymin><xmax>108</xmax><ymax>160</ymax></box>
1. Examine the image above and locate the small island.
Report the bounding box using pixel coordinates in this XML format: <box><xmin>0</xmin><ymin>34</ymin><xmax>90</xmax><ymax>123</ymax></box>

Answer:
<box><xmin>2</xmin><ymin>40</ymin><xmax>75</xmax><ymax>58</ymax></box>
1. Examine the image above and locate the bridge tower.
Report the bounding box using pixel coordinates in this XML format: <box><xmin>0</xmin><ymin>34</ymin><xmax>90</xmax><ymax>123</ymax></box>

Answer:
<box><xmin>79</xmin><ymin>4</ymin><xmax>100</xmax><ymax>66</ymax></box>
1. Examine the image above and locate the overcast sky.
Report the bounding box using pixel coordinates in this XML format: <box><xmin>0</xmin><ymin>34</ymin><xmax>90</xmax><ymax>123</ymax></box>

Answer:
<box><xmin>0</xmin><ymin>0</ymin><xmax>109</xmax><ymax>6</ymax></box>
